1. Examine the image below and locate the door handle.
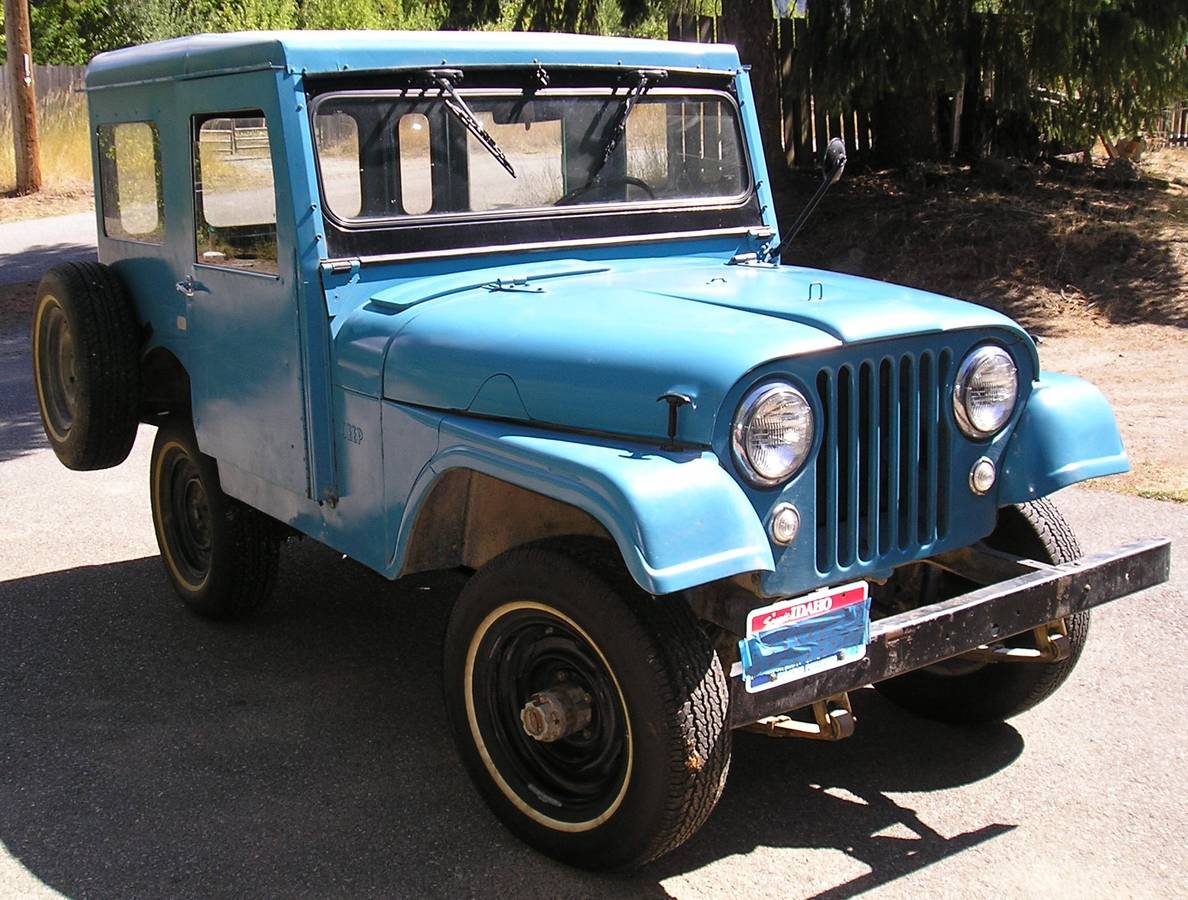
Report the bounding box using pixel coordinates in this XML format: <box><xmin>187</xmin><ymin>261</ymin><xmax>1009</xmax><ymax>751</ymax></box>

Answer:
<box><xmin>176</xmin><ymin>275</ymin><xmax>196</xmax><ymax>298</ymax></box>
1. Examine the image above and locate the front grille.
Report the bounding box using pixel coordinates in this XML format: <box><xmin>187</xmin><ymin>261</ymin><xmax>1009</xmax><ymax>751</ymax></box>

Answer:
<box><xmin>815</xmin><ymin>349</ymin><xmax>954</xmax><ymax>573</ymax></box>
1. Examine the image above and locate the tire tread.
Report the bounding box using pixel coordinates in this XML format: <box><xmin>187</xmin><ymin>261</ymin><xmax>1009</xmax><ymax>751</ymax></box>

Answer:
<box><xmin>874</xmin><ymin>498</ymin><xmax>1090</xmax><ymax>724</ymax></box>
<box><xmin>544</xmin><ymin>540</ymin><xmax>730</xmax><ymax>864</ymax></box>
<box><xmin>33</xmin><ymin>261</ymin><xmax>140</xmax><ymax>470</ymax></box>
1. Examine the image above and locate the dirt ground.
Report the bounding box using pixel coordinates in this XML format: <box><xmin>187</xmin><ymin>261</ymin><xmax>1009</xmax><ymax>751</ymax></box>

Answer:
<box><xmin>0</xmin><ymin>185</ymin><xmax>92</xmax><ymax>224</ymax></box>
<box><xmin>1037</xmin><ymin>324</ymin><xmax>1186</xmax><ymax>500</ymax></box>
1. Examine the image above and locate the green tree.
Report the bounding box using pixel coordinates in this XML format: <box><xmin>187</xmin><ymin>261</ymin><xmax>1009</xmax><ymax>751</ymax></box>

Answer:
<box><xmin>800</xmin><ymin>1</ymin><xmax>1188</xmax><ymax>163</ymax></box>
<box><xmin>28</xmin><ymin>0</ymin><xmax>134</xmax><ymax>63</ymax></box>
<box><xmin>1016</xmin><ymin>1</ymin><xmax>1188</xmax><ymax>152</ymax></box>
<box><xmin>207</xmin><ymin>0</ymin><xmax>299</xmax><ymax>31</ymax></box>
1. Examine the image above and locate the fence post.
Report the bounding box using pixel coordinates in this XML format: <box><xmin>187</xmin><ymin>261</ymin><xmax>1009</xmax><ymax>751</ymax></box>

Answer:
<box><xmin>780</xmin><ymin>18</ymin><xmax>809</xmax><ymax>168</ymax></box>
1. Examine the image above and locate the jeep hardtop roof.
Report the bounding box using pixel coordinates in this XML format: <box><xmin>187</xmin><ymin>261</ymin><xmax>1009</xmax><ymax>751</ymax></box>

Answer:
<box><xmin>85</xmin><ymin>31</ymin><xmax>742</xmax><ymax>90</ymax></box>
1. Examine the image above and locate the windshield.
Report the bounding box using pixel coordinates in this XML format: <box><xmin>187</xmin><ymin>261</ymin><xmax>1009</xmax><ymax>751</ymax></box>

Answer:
<box><xmin>312</xmin><ymin>87</ymin><xmax>750</xmax><ymax>223</ymax></box>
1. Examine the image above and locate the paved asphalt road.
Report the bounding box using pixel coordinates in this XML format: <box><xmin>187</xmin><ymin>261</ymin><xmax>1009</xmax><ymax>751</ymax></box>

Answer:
<box><xmin>0</xmin><ymin>214</ymin><xmax>96</xmax><ymax>285</ymax></box>
<box><xmin>0</xmin><ymin>260</ymin><xmax>1185</xmax><ymax>896</ymax></box>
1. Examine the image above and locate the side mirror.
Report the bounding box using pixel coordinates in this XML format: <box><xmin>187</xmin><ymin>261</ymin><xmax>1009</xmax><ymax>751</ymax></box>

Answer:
<box><xmin>823</xmin><ymin>137</ymin><xmax>847</xmax><ymax>185</ymax></box>
<box><xmin>762</xmin><ymin>137</ymin><xmax>848</xmax><ymax>263</ymax></box>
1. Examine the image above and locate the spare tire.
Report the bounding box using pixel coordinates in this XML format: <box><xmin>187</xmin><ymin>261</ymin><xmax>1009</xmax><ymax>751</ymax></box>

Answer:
<box><xmin>31</xmin><ymin>261</ymin><xmax>141</xmax><ymax>470</ymax></box>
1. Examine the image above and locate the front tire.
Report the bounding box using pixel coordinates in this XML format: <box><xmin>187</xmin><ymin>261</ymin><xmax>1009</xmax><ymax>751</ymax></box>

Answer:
<box><xmin>149</xmin><ymin>418</ymin><xmax>280</xmax><ymax>618</ymax></box>
<box><xmin>443</xmin><ymin>541</ymin><xmax>731</xmax><ymax>869</ymax></box>
<box><xmin>874</xmin><ymin>498</ymin><xmax>1090</xmax><ymax>724</ymax></box>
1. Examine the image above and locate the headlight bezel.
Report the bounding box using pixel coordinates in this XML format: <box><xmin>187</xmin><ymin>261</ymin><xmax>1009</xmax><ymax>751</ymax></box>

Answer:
<box><xmin>953</xmin><ymin>345</ymin><xmax>1019</xmax><ymax>439</ymax></box>
<box><xmin>731</xmin><ymin>381</ymin><xmax>815</xmax><ymax>488</ymax></box>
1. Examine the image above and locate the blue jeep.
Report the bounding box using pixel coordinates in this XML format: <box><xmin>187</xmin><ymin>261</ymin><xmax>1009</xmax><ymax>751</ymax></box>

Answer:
<box><xmin>31</xmin><ymin>31</ymin><xmax>1169</xmax><ymax>868</ymax></box>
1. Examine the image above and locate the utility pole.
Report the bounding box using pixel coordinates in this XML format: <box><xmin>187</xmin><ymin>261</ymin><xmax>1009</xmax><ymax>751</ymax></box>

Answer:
<box><xmin>3</xmin><ymin>0</ymin><xmax>41</xmax><ymax>194</ymax></box>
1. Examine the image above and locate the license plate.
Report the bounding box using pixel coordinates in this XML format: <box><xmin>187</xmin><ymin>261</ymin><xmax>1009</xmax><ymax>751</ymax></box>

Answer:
<box><xmin>738</xmin><ymin>581</ymin><xmax>870</xmax><ymax>694</ymax></box>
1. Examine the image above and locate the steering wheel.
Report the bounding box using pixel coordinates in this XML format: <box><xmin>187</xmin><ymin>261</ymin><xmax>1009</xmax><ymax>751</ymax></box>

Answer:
<box><xmin>554</xmin><ymin>175</ymin><xmax>657</xmax><ymax>207</ymax></box>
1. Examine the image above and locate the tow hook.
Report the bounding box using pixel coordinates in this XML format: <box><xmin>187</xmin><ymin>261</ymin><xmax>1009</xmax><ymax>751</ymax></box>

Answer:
<box><xmin>744</xmin><ymin>692</ymin><xmax>856</xmax><ymax>741</ymax></box>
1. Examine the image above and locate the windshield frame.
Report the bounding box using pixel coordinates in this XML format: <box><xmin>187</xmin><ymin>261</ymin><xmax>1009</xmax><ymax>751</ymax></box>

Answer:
<box><xmin>309</xmin><ymin>84</ymin><xmax>755</xmax><ymax>232</ymax></box>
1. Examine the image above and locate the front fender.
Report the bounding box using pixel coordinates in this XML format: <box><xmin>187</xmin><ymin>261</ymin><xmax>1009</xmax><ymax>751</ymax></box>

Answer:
<box><xmin>394</xmin><ymin>415</ymin><xmax>774</xmax><ymax>595</ymax></box>
<box><xmin>998</xmin><ymin>372</ymin><xmax>1129</xmax><ymax>504</ymax></box>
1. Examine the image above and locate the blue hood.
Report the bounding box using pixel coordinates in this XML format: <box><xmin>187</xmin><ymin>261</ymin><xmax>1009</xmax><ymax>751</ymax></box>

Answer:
<box><xmin>333</xmin><ymin>257</ymin><xmax>1031</xmax><ymax>445</ymax></box>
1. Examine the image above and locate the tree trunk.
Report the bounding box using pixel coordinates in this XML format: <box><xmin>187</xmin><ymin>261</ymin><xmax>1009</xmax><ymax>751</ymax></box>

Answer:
<box><xmin>721</xmin><ymin>0</ymin><xmax>787</xmax><ymax>190</ymax></box>
<box><xmin>957</xmin><ymin>10</ymin><xmax>989</xmax><ymax>161</ymax></box>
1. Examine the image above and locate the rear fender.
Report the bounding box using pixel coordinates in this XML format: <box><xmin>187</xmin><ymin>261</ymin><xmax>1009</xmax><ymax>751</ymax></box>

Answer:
<box><xmin>393</xmin><ymin>414</ymin><xmax>774</xmax><ymax>595</ymax></box>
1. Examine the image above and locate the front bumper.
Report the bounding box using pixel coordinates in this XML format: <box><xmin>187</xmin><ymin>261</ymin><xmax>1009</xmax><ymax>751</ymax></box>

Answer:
<box><xmin>729</xmin><ymin>538</ymin><xmax>1171</xmax><ymax>729</ymax></box>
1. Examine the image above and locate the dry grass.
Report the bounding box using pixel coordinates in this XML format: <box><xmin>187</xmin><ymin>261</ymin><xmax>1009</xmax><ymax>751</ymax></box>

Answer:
<box><xmin>785</xmin><ymin>149</ymin><xmax>1188</xmax><ymax>334</ymax></box>
<box><xmin>0</xmin><ymin>91</ymin><xmax>92</xmax><ymax>195</ymax></box>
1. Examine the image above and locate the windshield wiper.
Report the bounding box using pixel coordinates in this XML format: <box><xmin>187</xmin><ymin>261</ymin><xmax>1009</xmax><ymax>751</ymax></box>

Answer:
<box><xmin>422</xmin><ymin>69</ymin><xmax>516</xmax><ymax>179</ymax></box>
<box><xmin>585</xmin><ymin>69</ymin><xmax>667</xmax><ymax>186</ymax></box>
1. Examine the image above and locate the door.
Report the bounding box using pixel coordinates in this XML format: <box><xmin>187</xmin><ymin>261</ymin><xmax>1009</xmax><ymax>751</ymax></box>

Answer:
<box><xmin>180</xmin><ymin>94</ymin><xmax>310</xmax><ymax>497</ymax></box>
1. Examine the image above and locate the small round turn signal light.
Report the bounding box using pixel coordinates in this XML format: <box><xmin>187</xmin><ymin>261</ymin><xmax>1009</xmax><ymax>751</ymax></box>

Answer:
<box><xmin>770</xmin><ymin>503</ymin><xmax>801</xmax><ymax>546</ymax></box>
<box><xmin>969</xmin><ymin>457</ymin><xmax>997</xmax><ymax>495</ymax></box>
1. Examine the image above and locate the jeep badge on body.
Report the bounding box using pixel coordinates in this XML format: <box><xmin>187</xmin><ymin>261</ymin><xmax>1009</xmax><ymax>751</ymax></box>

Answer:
<box><xmin>31</xmin><ymin>31</ymin><xmax>1170</xmax><ymax>869</ymax></box>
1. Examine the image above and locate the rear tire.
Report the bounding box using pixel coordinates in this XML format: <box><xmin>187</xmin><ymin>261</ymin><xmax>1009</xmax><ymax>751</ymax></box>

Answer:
<box><xmin>149</xmin><ymin>418</ymin><xmax>280</xmax><ymax>618</ymax></box>
<box><xmin>443</xmin><ymin>540</ymin><xmax>731</xmax><ymax>869</ymax></box>
<box><xmin>31</xmin><ymin>262</ymin><xmax>140</xmax><ymax>470</ymax></box>
<box><xmin>874</xmin><ymin>498</ymin><xmax>1090</xmax><ymax>724</ymax></box>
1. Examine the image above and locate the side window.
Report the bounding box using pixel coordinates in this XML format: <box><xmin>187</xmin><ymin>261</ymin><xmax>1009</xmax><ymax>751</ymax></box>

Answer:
<box><xmin>97</xmin><ymin>122</ymin><xmax>163</xmax><ymax>242</ymax></box>
<box><xmin>314</xmin><ymin>110</ymin><xmax>361</xmax><ymax>217</ymax></box>
<box><xmin>194</xmin><ymin>112</ymin><xmax>279</xmax><ymax>274</ymax></box>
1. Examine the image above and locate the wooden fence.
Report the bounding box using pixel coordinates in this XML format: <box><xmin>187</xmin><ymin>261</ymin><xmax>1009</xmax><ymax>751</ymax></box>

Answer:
<box><xmin>0</xmin><ymin>64</ymin><xmax>86</xmax><ymax>118</ymax></box>
<box><xmin>667</xmin><ymin>14</ymin><xmax>872</xmax><ymax>169</ymax></box>
<box><xmin>1148</xmin><ymin>103</ymin><xmax>1188</xmax><ymax>149</ymax></box>
<box><xmin>198</xmin><ymin>121</ymin><xmax>270</xmax><ymax>159</ymax></box>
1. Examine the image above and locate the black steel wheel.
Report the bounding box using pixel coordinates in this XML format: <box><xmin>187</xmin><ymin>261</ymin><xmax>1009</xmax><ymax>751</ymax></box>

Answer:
<box><xmin>468</xmin><ymin>604</ymin><xmax>633</xmax><ymax>829</ymax></box>
<box><xmin>149</xmin><ymin>418</ymin><xmax>280</xmax><ymax>618</ymax></box>
<box><xmin>444</xmin><ymin>540</ymin><xmax>730</xmax><ymax>869</ymax></box>
<box><xmin>31</xmin><ymin>262</ymin><xmax>140</xmax><ymax>470</ymax></box>
<box><xmin>873</xmin><ymin>498</ymin><xmax>1090</xmax><ymax>724</ymax></box>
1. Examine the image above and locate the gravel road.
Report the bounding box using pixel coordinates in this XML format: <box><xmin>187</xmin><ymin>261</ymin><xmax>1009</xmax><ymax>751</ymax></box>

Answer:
<box><xmin>1</xmin><ymin>314</ymin><xmax>1184</xmax><ymax>898</ymax></box>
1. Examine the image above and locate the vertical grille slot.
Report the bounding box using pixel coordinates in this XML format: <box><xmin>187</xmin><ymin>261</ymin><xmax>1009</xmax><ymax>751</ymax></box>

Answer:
<box><xmin>918</xmin><ymin>350</ymin><xmax>936</xmax><ymax>544</ymax></box>
<box><xmin>815</xmin><ymin>370</ymin><xmax>837</xmax><ymax>573</ymax></box>
<box><xmin>937</xmin><ymin>349</ymin><xmax>953</xmax><ymax>540</ymax></box>
<box><xmin>815</xmin><ymin>347</ymin><xmax>950</xmax><ymax>575</ymax></box>
<box><xmin>859</xmin><ymin>361</ymin><xmax>877</xmax><ymax>563</ymax></box>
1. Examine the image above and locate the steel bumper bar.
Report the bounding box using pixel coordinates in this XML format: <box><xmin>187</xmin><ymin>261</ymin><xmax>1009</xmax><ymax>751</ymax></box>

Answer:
<box><xmin>729</xmin><ymin>538</ymin><xmax>1171</xmax><ymax>729</ymax></box>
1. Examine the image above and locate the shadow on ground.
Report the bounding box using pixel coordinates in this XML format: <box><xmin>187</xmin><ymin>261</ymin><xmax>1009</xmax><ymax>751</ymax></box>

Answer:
<box><xmin>0</xmin><ymin>242</ymin><xmax>95</xmax><ymax>288</ymax></box>
<box><xmin>0</xmin><ymin>541</ymin><xmax>1022</xmax><ymax>899</ymax></box>
<box><xmin>0</xmin><ymin>325</ymin><xmax>45</xmax><ymax>464</ymax></box>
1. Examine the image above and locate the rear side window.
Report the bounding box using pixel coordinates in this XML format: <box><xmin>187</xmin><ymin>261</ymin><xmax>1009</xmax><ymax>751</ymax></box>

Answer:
<box><xmin>97</xmin><ymin>122</ymin><xmax>163</xmax><ymax>242</ymax></box>
<box><xmin>194</xmin><ymin>112</ymin><xmax>279</xmax><ymax>274</ymax></box>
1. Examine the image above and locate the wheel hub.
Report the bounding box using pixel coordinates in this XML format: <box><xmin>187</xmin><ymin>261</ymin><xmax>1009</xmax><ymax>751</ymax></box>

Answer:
<box><xmin>520</xmin><ymin>683</ymin><xmax>593</xmax><ymax>743</ymax></box>
<box><xmin>183</xmin><ymin>480</ymin><xmax>212</xmax><ymax>550</ymax></box>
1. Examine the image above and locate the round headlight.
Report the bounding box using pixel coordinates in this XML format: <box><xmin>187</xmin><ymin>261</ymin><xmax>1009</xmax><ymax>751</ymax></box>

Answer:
<box><xmin>954</xmin><ymin>346</ymin><xmax>1018</xmax><ymax>438</ymax></box>
<box><xmin>732</xmin><ymin>383</ymin><xmax>814</xmax><ymax>486</ymax></box>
